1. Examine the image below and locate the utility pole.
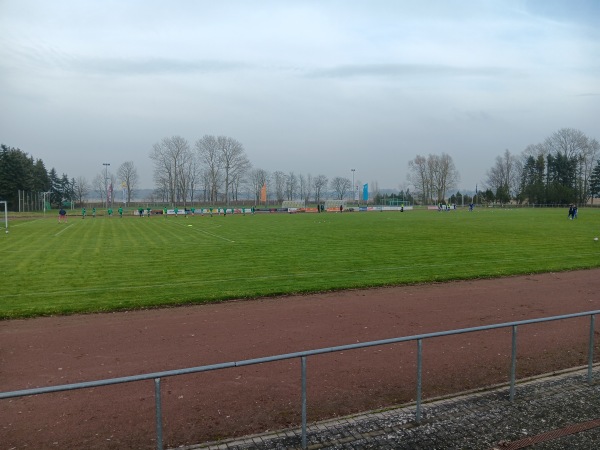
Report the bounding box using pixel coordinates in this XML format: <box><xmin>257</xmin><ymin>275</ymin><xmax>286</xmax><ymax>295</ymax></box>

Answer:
<box><xmin>351</xmin><ymin>169</ymin><xmax>356</xmax><ymax>207</ymax></box>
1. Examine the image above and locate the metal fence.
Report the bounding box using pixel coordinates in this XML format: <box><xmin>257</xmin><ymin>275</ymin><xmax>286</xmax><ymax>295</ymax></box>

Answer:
<box><xmin>2</xmin><ymin>310</ymin><xmax>599</xmax><ymax>450</ymax></box>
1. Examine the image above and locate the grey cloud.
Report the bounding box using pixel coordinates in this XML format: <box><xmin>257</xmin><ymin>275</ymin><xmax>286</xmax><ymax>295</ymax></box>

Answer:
<box><xmin>305</xmin><ymin>63</ymin><xmax>515</xmax><ymax>79</ymax></box>
<box><xmin>65</xmin><ymin>56</ymin><xmax>250</xmax><ymax>76</ymax></box>
<box><xmin>2</xmin><ymin>41</ymin><xmax>249</xmax><ymax>76</ymax></box>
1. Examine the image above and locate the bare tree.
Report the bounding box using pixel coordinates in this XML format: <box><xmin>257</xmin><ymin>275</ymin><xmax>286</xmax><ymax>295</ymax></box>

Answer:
<box><xmin>149</xmin><ymin>136</ymin><xmax>192</xmax><ymax>204</ymax></box>
<box><xmin>187</xmin><ymin>156</ymin><xmax>201</xmax><ymax>203</ymax></box>
<box><xmin>408</xmin><ymin>154</ymin><xmax>459</xmax><ymax>204</ymax></box>
<box><xmin>215</xmin><ymin>136</ymin><xmax>250</xmax><ymax>205</ymax></box>
<box><xmin>249</xmin><ymin>168</ymin><xmax>270</xmax><ymax>205</ymax></box>
<box><xmin>273</xmin><ymin>171</ymin><xmax>286</xmax><ymax>204</ymax></box>
<box><xmin>330</xmin><ymin>176</ymin><xmax>351</xmax><ymax>200</ymax></box>
<box><xmin>92</xmin><ymin>173</ymin><xmax>107</xmax><ymax>207</ymax></box>
<box><xmin>286</xmin><ymin>171</ymin><xmax>298</xmax><ymax>200</ymax></box>
<box><xmin>313</xmin><ymin>175</ymin><xmax>328</xmax><ymax>204</ymax></box>
<box><xmin>521</xmin><ymin>142</ymin><xmax>547</xmax><ymax>161</ymax></box>
<box><xmin>545</xmin><ymin>128</ymin><xmax>589</xmax><ymax>159</ymax></box>
<box><xmin>485</xmin><ymin>149</ymin><xmax>520</xmax><ymax>202</ymax></box>
<box><xmin>432</xmin><ymin>153</ymin><xmax>459</xmax><ymax>202</ymax></box>
<box><xmin>407</xmin><ymin>155</ymin><xmax>432</xmax><ymax>204</ymax></box>
<box><xmin>198</xmin><ymin>168</ymin><xmax>211</xmax><ymax>203</ymax></box>
<box><xmin>195</xmin><ymin>135</ymin><xmax>223</xmax><ymax>203</ymax></box>
<box><xmin>300</xmin><ymin>174</ymin><xmax>313</xmax><ymax>204</ymax></box>
<box><xmin>74</xmin><ymin>176</ymin><xmax>90</xmax><ymax>206</ymax></box>
<box><xmin>369</xmin><ymin>180</ymin><xmax>379</xmax><ymax>202</ymax></box>
<box><xmin>176</xmin><ymin>149</ymin><xmax>198</xmax><ymax>207</ymax></box>
<box><xmin>117</xmin><ymin>161</ymin><xmax>139</xmax><ymax>204</ymax></box>
<box><xmin>229</xmin><ymin>169</ymin><xmax>248</xmax><ymax>202</ymax></box>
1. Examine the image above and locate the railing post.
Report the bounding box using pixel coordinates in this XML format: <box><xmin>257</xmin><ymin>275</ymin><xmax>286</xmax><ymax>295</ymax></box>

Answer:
<box><xmin>509</xmin><ymin>325</ymin><xmax>517</xmax><ymax>401</ymax></box>
<box><xmin>416</xmin><ymin>339</ymin><xmax>423</xmax><ymax>423</ymax></box>
<box><xmin>301</xmin><ymin>356</ymin><xmax>307</xmax><ymax>449</ymax></box>
<box><xmin>155</xmin><ymin>378</ymin><xmax>163</xmax><ymax>450</ymax></box>
<box><xmin>588</xmin><ymin>314</ymin><xmax>595</xmax><ymax>384</ymax></box>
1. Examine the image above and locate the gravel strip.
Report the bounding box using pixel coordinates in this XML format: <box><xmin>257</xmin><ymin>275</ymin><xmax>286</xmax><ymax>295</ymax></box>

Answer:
<box><xmin>180</xmin><ymin>368</ymin><xmax>600</xmax><ymax>450</ymax></box>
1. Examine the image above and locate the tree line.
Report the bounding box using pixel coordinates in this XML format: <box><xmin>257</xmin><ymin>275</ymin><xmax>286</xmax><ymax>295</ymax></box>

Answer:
<box><xmin>483</xmin><ymin>128</ymin><xmax>600</xmax><ymax>205</ymax></box>
<box><xmin>149</xmin><ymin>135</ymin><xmax>362</xmax><ymax>206</ymax></box>
<box><xmin>407</xmin><ymin>153</ymin><xmax>460</xmax><ymax>204</ymax></box>
<box><xmin>0</xmin><ymin>144</ymin><xmax>140</xmax><ymax>210</ymax></box>
<box><xmin>1</xmin><ymin>144</ymin><xmax>57</xmax><ymax>210</ymax></box>
<box><xmin>3</xmin><ymin>127</ymin><xmax>598</xmax><ymax>212</ymax></box>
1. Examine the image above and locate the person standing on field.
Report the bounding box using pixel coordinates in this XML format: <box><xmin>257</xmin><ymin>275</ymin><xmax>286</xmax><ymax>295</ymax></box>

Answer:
<box><xmin>118</xmin><ymin>206</ymin><xmax>123</xmax><ymax>218</ymax></box>
<box><xmin>58</xmin><ymin>208</ymin><xmax>67</xmax><ymax>223</ymax></box>
<box><xmin>81</xmin><ymin>207</ymin><xmax>86</xmax><ymax>219</ymax></box>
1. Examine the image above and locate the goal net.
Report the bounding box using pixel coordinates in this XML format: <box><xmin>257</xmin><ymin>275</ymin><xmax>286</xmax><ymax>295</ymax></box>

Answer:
<box><xmin>282</xmin><ymin>200</ymin><xmax>306</xmax><ymax>209</ymax></box>
<box><xmin>324</xmin><ymin>200</ymin><xmax>345</xmax><ymax>210</ymax></box>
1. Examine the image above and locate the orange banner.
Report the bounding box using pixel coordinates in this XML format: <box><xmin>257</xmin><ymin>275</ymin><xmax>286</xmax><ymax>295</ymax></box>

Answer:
<box><xmin>260</xmin><ymin>184</ymin><xmax>267</xmax><ymax>203</ymax></box>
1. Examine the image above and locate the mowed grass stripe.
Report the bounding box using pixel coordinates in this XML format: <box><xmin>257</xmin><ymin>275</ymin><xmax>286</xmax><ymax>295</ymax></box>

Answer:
<box><xmin>1</xmin><ymin>208</ymin><xmax>599</xmax><ymax>318</ymax></box>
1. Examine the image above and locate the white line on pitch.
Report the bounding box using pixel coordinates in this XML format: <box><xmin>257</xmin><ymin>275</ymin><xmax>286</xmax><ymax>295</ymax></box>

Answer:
<box><xmin>55</xmin><ymin>224</ymin><xmax>75</xmax><ymax>236</ymax></box>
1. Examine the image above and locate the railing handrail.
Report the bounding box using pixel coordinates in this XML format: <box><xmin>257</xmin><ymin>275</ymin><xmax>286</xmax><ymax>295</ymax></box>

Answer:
<box><xmin>3</xmin><ymin>309</ymin><xmax>599</xmax><ymax>400</ymax></box>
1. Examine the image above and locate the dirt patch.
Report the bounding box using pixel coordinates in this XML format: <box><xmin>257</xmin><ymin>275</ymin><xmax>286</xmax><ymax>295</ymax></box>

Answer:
<box><xmin>2</xmin><ymin>270</ymin><xmax>600</xmax><ymax>449</ymax></box>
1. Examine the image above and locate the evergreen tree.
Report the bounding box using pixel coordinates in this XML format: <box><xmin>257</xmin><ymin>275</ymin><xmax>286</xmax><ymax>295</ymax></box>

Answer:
<box><xmin>0</xmin><ymin>145</ymin><xmax>34</xmax><ymax>209</ymax></box>
<box><xmin>48</xmin><ymin>168</ymin><xmax>62</xmax><ymax>207</ymax></box>
<box><xmin>589</xmin><ymin>160</ymin><xmax>600</xmax><ymax>204</ymax></box>
<box><xmin>32</xmin><ymin>159</ymin><xmax>51</xmax><ymax>192</ymax></box>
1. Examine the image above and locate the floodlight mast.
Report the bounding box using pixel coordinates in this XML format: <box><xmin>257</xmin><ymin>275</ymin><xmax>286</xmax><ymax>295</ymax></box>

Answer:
<box><xmin>103</xmin><ymin>163</ymin><xmax>110</xmax><ymax>207</ymax></box>
<box><xmin>351</xmin><ymin>169</ymin><xmax>356</xmax><ymax>207</ymax></box>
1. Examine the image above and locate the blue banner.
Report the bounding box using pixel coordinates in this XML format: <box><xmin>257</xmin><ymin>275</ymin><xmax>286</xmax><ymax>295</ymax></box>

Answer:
<box><xmin>363</xmin><ymin>183</ymin><xmax>368</xmax><ymax>201</ymax></box>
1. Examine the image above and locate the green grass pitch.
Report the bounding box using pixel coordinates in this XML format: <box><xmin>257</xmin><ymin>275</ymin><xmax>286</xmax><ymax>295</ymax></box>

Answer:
<box><xmin>1</xmin><ymin>207</ymin><xmax>599</xmax><ymax>319</ymax></box>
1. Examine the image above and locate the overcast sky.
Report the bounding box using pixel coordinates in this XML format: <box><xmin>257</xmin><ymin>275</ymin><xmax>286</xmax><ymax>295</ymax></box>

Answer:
<box><xmin>1</xmin><ymin>0</ymin><xmax>599</xmax><ymax>192</ymax></box>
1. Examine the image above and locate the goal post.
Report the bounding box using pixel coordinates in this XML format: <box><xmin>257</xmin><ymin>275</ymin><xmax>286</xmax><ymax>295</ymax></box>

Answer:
<box><xmin>324</xmin><ymin>200</ymin><xmax>345</xmax><ymax>210</ymax></box>
<box><xmin>1</xmin><ymin>201</ymin><xmax>7</xmax><ymax>231</ymax></box>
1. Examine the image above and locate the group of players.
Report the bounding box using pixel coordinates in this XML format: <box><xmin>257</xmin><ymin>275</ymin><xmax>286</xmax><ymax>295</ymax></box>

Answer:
<box><xmin>58</xmin><ymin>206</ymin><xmax>255</xmax><ymax>222</ymax></box>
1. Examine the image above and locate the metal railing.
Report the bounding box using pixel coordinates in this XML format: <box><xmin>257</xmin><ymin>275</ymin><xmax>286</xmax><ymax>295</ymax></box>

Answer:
<box><xmin>2</xmin><ymin>310</ymin><xmax>598</xmax><ymax>450</ymax></box>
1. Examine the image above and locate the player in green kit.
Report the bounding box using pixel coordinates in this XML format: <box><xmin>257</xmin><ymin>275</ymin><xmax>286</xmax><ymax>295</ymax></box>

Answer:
<box><xmin>81</xmin><ymin>207</ymin><xmax>86</xmax><ymax>219</ymax></box>
<box><xmin>107</xmin><ymin>207</ymin><xmax>113</xmax><ymax>217</ymax></box>
<box><xmin>147</xmin><ymin>207</ymin><xmax>151</xmax><ymax>217</ymax></box>
<box><xmin>118</xmin><ymin>207</ymin><xmax>123</xmax><ymax>218</ymax></box>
